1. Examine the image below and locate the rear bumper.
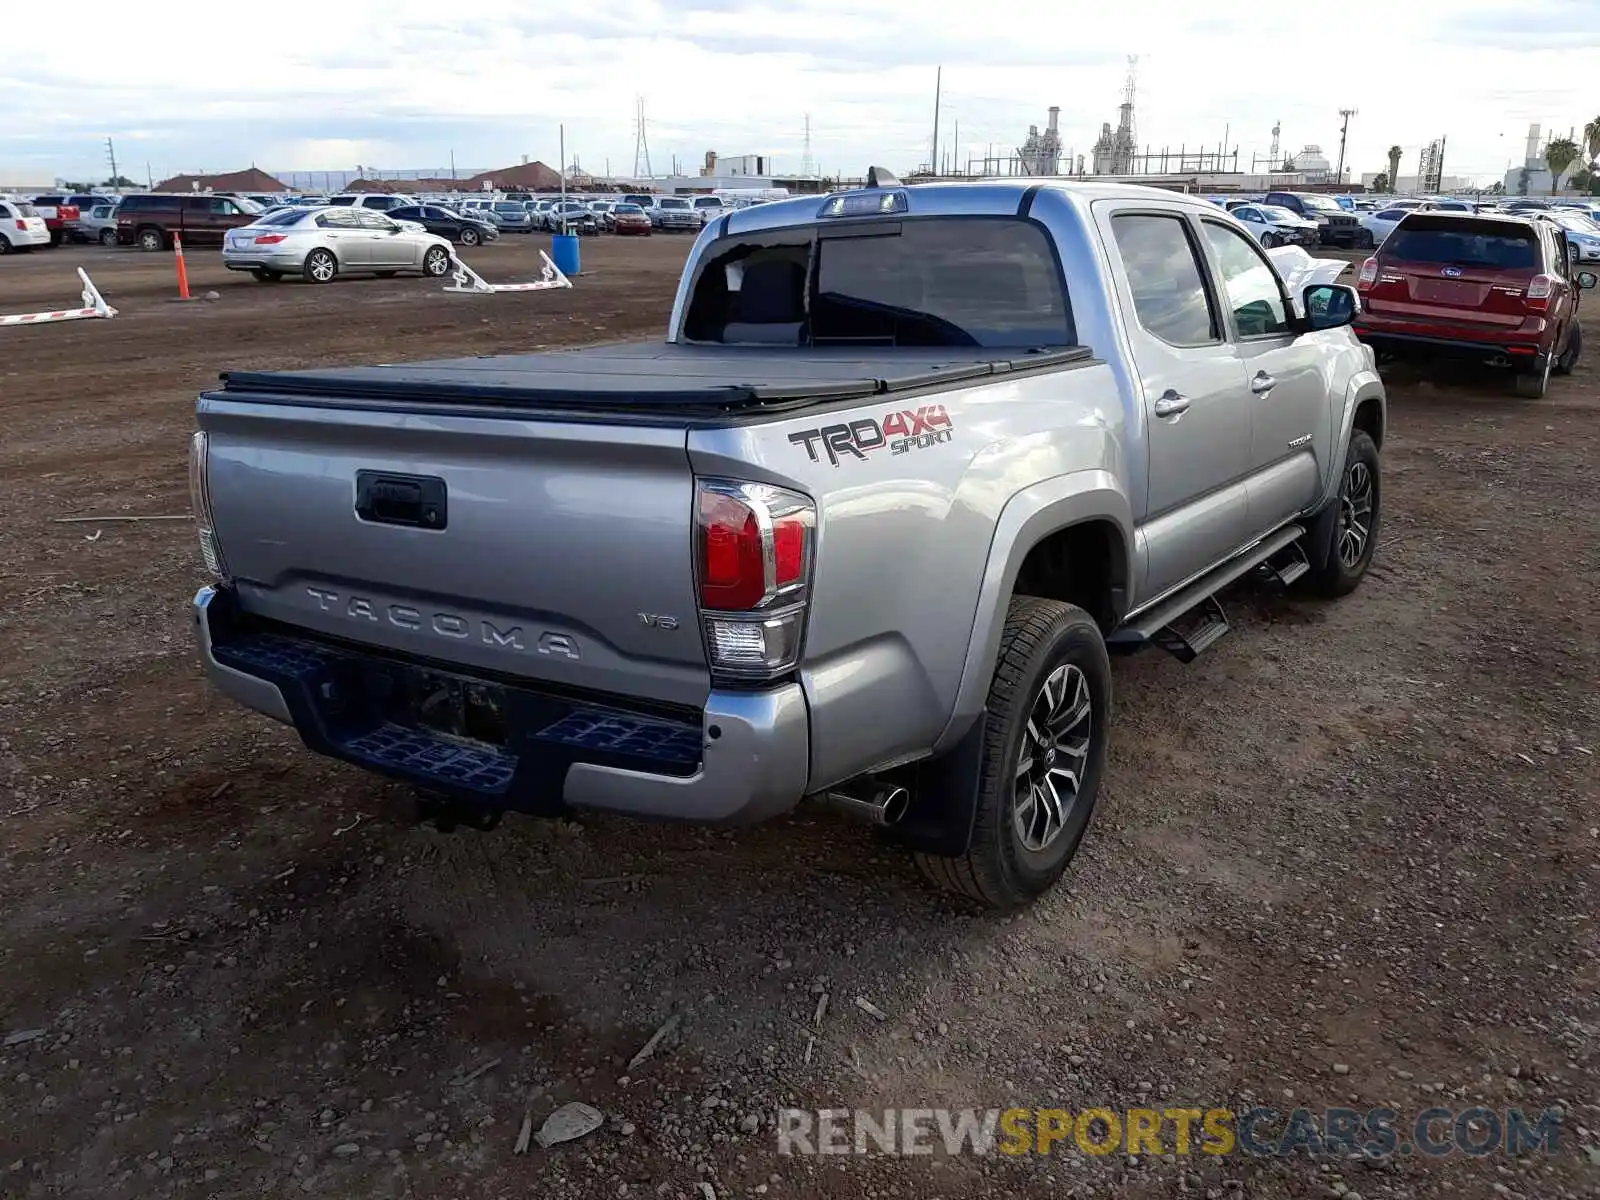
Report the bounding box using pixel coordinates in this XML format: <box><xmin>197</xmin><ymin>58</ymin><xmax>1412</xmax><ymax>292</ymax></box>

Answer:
<box><xmin>193</xmin><ymin>586</ymin><xmax>809</xmax><ymax>824</ymax></box>
<box><xmin>1353</xmin><ymin>321</ymin><xmax>1548</xmax><ymax>365</ymax></box>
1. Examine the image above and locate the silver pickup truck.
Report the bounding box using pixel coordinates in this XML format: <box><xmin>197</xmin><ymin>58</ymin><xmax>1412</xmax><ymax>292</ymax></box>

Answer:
<box><xmin>189</xmin><ymin>173</ymin><xmax>1385</xmax><ymax>909</ymax></box>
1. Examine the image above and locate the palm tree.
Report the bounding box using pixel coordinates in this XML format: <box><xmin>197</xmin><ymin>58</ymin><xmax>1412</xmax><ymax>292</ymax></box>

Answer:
<box><xmin>1370</xmin><ymin>171</ymin><xmax>1389</xmax><ymax>193</ymax></box>
<box><xmin>1584</xmin><ymin>117</ymin><xmax>1600</xmax><ymax>168</ymax></box>
<box><xmin>1545</xmin><ymin>137</ymin><xmax>1580</xmax><ymax>192</ymax></box>
<box><xmin>1386</xmin><ymin>145</ymin><xmax>1402</xmax><ymax>190</ymax></box>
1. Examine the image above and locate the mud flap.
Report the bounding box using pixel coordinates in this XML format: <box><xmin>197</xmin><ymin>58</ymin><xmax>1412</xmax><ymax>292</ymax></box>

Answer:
<box><xmin>883</xmin><ymin>708</ymin><xmax>988</xmax><ymax>857</ymax></box>
<box><xmin>1302</xmin><ymin>494</ymin><xmax>1340</xmax><ymax>572</ymax></box>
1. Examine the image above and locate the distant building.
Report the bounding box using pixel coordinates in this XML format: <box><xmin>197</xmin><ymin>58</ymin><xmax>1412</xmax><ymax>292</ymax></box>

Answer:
<box><xmin>701</xmin><ymin>153</ymin><xmax>770</xmax><ymax>177</ymax></box>
<box><xmin>153</xmin><ymin>167</ymin><xmax>288</xmax><ymax>194</ymax></box>
<box><xmin>1500</xmin><ymin>123</ymin><xmax>1583</xmax><ymax>196</ymax></box>
<box><xmin>1288</xmin><ymin>145</ymin><xmax>1332</xmax><ymax>182</ymax></box>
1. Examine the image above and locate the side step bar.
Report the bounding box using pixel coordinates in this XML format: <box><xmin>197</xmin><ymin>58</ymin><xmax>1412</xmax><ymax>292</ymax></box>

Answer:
<box><xmin>1108</xmin><ymin>524</ymin><xmax>1305</xmax><ymax>661</ymax></box>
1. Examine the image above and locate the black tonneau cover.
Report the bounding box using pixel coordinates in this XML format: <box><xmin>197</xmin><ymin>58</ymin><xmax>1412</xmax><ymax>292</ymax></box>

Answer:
<box><xmin>216</xmin><ymin>341</ymin><xmax>1091</xmax><ymax>415</ymax></box>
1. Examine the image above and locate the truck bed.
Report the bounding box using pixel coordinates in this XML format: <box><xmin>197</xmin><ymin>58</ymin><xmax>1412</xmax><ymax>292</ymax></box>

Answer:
<box><xmin>214</xmin><ymin>341</ymin><xmax>1091</xmax><ymax>417</ymax></box>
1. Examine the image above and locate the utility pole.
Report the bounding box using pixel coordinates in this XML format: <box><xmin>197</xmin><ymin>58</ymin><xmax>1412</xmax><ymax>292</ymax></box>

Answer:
<box><xmin>953</xmin><ymin>121</ymin><xmax>959</xmax><ymax>177</ymax></box>
<box><xmin>930</xmin><ymin>66</ymin><xmax>942</xmax><ymax>176</ymax></box>
<box><xmin>1335</xmin><ymin>107</ymin><xmax>1358</xmax><ymax>183</ymax></box>
<box><xmin>449</xmin><ymin>149</ymin><xmax>456</xmax><ymax>182</ymax></box>
<box><xmin>105</xmin><ymin>138</ymin><xmax>119</xmax><ymax>186</ymax></box>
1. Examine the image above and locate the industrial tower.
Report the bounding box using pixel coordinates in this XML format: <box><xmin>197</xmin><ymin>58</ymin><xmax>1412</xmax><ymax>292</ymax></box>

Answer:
<box><xmin>632</xmin><ymin>97</ymin><xmax>653</xmax><ymax>179</ymax></box>
<box><xmin>1091</xmin><ymin>56</ymin><xmax>1138</xmax><ymax>175</ymax></box>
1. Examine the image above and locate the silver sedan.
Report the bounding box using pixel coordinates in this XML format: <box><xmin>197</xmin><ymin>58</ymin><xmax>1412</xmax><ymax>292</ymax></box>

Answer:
<box><xmin>222</xmin><ymin>206</ymin><xmax>456</xmax><ymax>284</ymax></box>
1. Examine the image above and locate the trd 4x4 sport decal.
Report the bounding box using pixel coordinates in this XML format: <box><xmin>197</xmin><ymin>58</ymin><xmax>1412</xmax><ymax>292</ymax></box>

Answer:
<box><xmin>788</xmin><ymin>404</ymin><xmax>954</xmax><ymax>467</ymax></box>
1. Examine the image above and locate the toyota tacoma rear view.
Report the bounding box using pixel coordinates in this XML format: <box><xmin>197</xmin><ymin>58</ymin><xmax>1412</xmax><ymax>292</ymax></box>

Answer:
<box><xmin>189</xmin><ymin>173</ymin><xmax>1387</xmax><ymax>909</ymax></box>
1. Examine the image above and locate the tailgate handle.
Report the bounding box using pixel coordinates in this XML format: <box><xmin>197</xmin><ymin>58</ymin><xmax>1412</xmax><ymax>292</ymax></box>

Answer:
<box><xmin>355</xmin><ymin>471</ymin><xmax>448</xmax><ymax>530</ymax></box>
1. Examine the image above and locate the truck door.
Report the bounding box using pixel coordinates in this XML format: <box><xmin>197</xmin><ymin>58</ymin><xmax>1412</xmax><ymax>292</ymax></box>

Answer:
<box><xmin>1102</xmin><ymin>209</ymin><xmax>1255</xmax><ymax>602</ymax></box>
<box><xmin>1196</xmin><ymin>219</ymin><xmax>1326</xmax><ymax>530</ymax></box>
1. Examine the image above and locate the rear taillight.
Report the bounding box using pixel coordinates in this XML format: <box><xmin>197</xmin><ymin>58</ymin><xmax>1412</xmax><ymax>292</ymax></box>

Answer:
<box><xmin>1526</xmin><ymin>274</ymin><xmax>1555</xmax><ymax>312</ymax></box>
<box><xmin>695</xmin><ymin>479</ymin><xmax>815</xmax><ymax>680</ymax></box>
<box><xmin>13</xmin><ymin>219</ymin><xmax>23</xmax><ymax>231</ymax></box>
<box><xmin>253</xmin><ymin>233</ymin><xmax>287</xmax><ymax>245</ymax></box>
<box><xmin>188</xmin><ymin>432</ymin><xmax>229</xmax><ymax>583</ymax></box>
<box><xmin>1357</xmin><ymin>257</ymin><xmax>1378</xmax><ymax>287</ymax></box>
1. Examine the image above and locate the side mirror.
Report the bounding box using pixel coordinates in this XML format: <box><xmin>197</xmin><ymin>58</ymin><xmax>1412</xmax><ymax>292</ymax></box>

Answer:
<box><xmin>1578</xmin><ymin>270</ymin><xmax>1597</xmax><ymax>290</ymax></box>
<box><xmin>1302</xmin><ymin>283</ymin><xmax>1359</xmax><ymax>331</ymax></box>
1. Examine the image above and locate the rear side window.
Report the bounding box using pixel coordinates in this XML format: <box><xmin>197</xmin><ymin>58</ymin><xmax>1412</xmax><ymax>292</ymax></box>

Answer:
<box><xmin>117</xmin><ymin>195</ymin><xmax>158</xmax><ymax>212</ymax></box>
<box><xmin>328</xmin><ymin>195</ymin><xmax>355</xmax><ymax>206</ymax></box>
<box><xmin>1110</xmin><ymin>214</ymin><xmax>1217</xmax><ymax>346</ymax></box>
<box><xmin>814</xmin><ymin>219</ymin><xmax>1070</xmax><ymax>347</ymax></box>
<box><xmin>257</xmin><ymin>208</ymin><xmax>305</xmax><ymax>227</ymax></box>
<box><xmin>1383</xmin><ymin>218</ymin><xmax>1540</xmax><ymax>271</ymax></box>
<box><xmin>685</xmin><ymin>217</ymin><xmax>1072</xmax><ymax>348</ymax></box>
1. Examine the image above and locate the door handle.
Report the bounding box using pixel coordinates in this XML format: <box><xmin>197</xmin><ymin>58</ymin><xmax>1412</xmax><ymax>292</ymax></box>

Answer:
<box><xmin>1250</xmin><ymin>371</ymin><xmax>1277</xmax><ymax>395</ymax></box>
<box><xmin>1152</xmin><ymin>390</ymin><xmax>1191</xmax><ymax>418</ymax></box>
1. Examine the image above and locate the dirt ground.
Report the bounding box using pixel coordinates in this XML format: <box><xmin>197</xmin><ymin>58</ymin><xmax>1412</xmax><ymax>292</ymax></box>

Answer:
<box><xmin>0</xmin><ymin>235</ymin><xmax>1595</xmax><ymax>1200</ymax></box>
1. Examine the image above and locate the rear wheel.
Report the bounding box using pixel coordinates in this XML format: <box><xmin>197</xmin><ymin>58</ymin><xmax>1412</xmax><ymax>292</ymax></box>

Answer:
<box><xmin>1554</xmin><ymin>321</ymin><xmax>1582</xmax><ymax>375</ymax></box>
<box><xmin>98</xmin><ymin>228</ymin><xmax>117</xmax><ymax>247</ymax></box>
<box><xmin>303</xmin><ymin>248</ymin><xmax>338</xmax><ymax>284</ymax></box>
<box><xmin>0</xmin><ymin>235</ymin><xmax>11</xmax><ymax>255</ymax></box>
<box><xmin>1514</xmin><ymin>353</ymin><xmax>1552</xmax><ymax>398</ymax></box>
<box><xmin>914</xmin><ymin>598</ymin><xmax>1111</xmax><ymax>910</ymax></box>
<box><xmin>1301</xmin><ymin>430</ymin><xmax>1381</xmax><ymax>598</ymax></box>
<box><xmin>422</xmin><ymin>246</ymin><xmax>451</xmax><ymax>277</ymax></box>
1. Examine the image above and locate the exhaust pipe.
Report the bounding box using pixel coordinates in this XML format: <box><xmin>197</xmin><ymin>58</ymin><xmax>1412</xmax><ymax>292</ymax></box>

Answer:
<box><xmin>821</xmin><ymin>784</ymin><xmax>911</xmax><ymax>828</ymax></box>
<box><xmin>1485</xmin><ymin>354</ymin><xmax>1510</xmax><ymax>368</ymax></box>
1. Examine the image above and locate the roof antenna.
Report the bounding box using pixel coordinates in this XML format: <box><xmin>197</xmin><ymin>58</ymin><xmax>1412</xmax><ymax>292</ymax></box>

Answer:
<box><xmin>865</xmin><ymin>165</ymin><xmax>901</xmax><ymax>189</ymax></box>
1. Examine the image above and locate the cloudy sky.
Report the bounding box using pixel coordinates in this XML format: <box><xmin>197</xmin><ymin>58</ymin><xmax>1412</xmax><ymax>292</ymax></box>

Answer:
<box><xmin>4</xmin><ymin>0</ymin><xmax>1596</xmax><ymax>187</ymax></box>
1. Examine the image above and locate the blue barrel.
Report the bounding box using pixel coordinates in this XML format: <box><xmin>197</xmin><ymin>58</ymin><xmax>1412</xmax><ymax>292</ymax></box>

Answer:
<box><xmin>550</xmin><ymin>233</ymin><xmax>581</xmax><ymax>277</ymax></box>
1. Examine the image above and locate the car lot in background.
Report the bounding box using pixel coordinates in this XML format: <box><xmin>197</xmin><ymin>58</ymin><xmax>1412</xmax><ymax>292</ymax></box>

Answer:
<box><xmin>221</xmin><ymin>205</ymin><xmax>455</xmax><ymax>284</ymax></box>
<box><xmin>1355</xmin><ymin>210</ymin><xmax>1591</xmax><ymax>397</ymax></box>
<box><xmin>327</xmin><ymin>193</ymin><xmax>419</xmax><ymax>213</ymax></box>
<box><xmin>0</xmin><ymin>199</ymin><xmax>52</xmax><ymax>251</ymax></box>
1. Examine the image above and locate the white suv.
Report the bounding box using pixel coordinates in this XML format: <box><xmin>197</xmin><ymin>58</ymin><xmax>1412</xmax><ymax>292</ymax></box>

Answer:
<box><xmin>327</xmin><ymin>193</ymin><xmax>421</xmax><ymax>213</ymax></box>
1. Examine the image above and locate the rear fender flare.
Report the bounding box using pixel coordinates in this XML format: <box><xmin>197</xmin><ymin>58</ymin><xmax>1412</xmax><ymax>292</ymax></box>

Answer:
<box><xmin>1317</xmin><ymin>370</ymin><xmax>1385</xmax><ymax>510</ymax></box>
<box><xmin>931</xmin><ymin>470</ymin><xmax>1133</xmax><ymax>755</ymax></box>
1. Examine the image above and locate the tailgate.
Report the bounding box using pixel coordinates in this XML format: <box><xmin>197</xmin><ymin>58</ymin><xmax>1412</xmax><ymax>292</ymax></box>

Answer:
<box><xmin>199</xmin><ymin>398</ymin><xmax>710</xmax><ymax>708</ymax></box>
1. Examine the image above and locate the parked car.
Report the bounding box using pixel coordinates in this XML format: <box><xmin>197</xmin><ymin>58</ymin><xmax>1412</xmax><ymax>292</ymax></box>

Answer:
<box><xmin>327</xmin><ymin>194</ymin><xmax>419</xmax><ymax>213</ymax></box>
<box><xmin>1262</xmin><ymin>191</ymin><xmax>1366</xmax><ymax>247</ymax></box>
<box><xmin>188</xmin><ymin>177</ymin><xmax>1385</xmax><ymax>909</ymax></box>
<box><xmin>221</xmin><ymin>205</ymin><xmax>455</xmax><ymax>284</ymax></box>
<box><xmin>610</xmin><ymin>202</ymin><xmax>652</xmax><ymax>236</ymax></box>
<box><xmin>385</xmin><ymin>205</ymin><xmax>498</xmax><ymax>247</ymax></box>
<box><xmin>619</xmin><ymin>194</ymin><xmax>657</xmax><ymax>219</ymax></box>
<box><xmin>1354</xmin><ymin>211</ymin><xmax>1591</xmax><ymax>398</ymax></box>
<box><xmin>1535</xmin><ymin>210</ymin><xmax>1600</xmax><ymax>264</ymax></box>
<box><xmin>0</xmin><ymin>200</ymin><xmax>51</xmax><ymax>252</ymax></box>
<box><xmin>691</xmin><ymin>195</ymin><xmax>728</xmax><ymax>226</ymax></box>
<box><xmin>116</xmin><ymin>193</ymin><xmax>262</xmax><ymax>250</ymax></box>
<box><xmin>1359</xmin><ymin>206</ymin><xmax>1414</xmax><ymax>247</ymax></box>
<box><xmin>651</xmin><ymin>196</ymin><xmax>700</xmax><ymax>231</ymax></box>
<box><xmin>487</xmin><ymin>201</ymin><xmax>535</xmax><ymax>233</ymax></box>
<box><xmin>545</xmin><ymin>200</ymin><xmax>599</xmax><ymax>235</ymax></box>
<box><xmin>1228</xmin><ymin>203</ymin><xmax>1320</xmax><ymax>248</ymax></box>
<box><xmin>76</xmin><ymin>203</ymin><xmax>121</xmax><ymax>246</ymax></box>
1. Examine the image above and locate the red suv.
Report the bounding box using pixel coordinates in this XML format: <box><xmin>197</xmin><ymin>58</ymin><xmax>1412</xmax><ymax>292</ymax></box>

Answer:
<box><xmin>1354</xmin><ymin>211</ymin><xmax>1595</xmax><ymax>397</ymax></box>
